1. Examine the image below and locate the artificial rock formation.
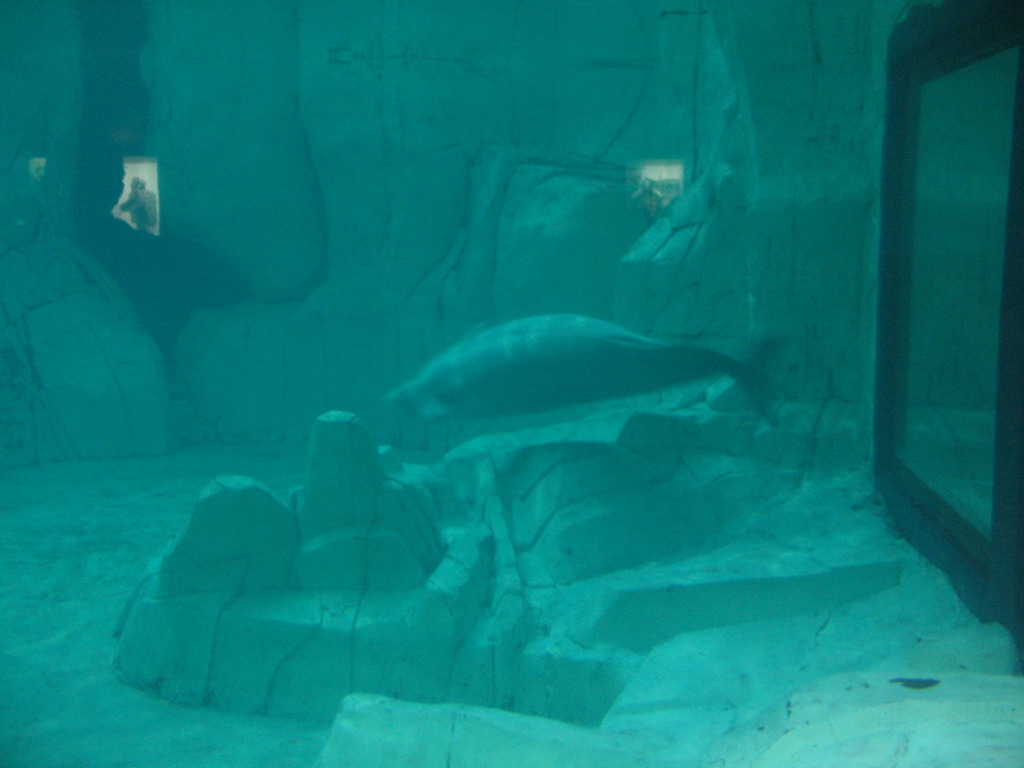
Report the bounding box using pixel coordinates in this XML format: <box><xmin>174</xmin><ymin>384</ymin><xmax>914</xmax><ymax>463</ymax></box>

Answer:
<box><xmin>114</xmin><ymin>401</ymin><xmax>1017</xmax><ymax>762</ymax></box>
<box><xmin>313</xmin><ymin>694</ymin><xmax>677</xmax><ymax>768</ymax></box>
<box><xmin>116</xmin><ymin>412</ymin><xmax>496</xmax><ymax>720</ymax></box>
<box><xmin>0</xmin><ymin>241</ymin><xmax>171</xmax><ymax>464</ymax></box>
<box><xmin>314</xmin><ymin>667</ymin><xmax>1024</xmax><ymax>768</ymax></box>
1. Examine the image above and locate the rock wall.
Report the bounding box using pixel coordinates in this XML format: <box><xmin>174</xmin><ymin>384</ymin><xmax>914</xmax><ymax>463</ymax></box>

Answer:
<box><xmin>158</xmin><ymin>0</ymin><xmax>707</xmax><ymax>443</ymax></box>
<box><xmin>1</xmin><ymin>0</ymin><xmax>943</xmax><ymax>462</ymax></box>
<box><xmin>267</xmin><ymin>0</ymin><xmax>705</xmax><ymax>441</ymax></box>
<box><xmin>141</xmin><ymin>0</ymin><xmax>328</xmax><ymax>302</ymax></box>
<box><xmin>0</xmin><ymin>0</ymin><xmax>170</xmax><ymax>465</ymax></box>
<box><xmin>146</xmin><ymin>0</ymin><xmax>938</xmax><ymax>452</ymax></box>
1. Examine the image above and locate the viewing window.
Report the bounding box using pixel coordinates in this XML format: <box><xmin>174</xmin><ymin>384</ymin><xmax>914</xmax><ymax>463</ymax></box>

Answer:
<box><xmin>627</xmin><ymin>160</ymin><xmax>684</xmax><ymax>216</ymax></box>
<box><xmin>112</xmin><ymin>156</ymin><xmax>160</xmax><ymax>235</ymax></box>
<box><xmin>875</xmin><ymin>0</ymin><xmax>1024</xmax><ymax>648</ymax></box>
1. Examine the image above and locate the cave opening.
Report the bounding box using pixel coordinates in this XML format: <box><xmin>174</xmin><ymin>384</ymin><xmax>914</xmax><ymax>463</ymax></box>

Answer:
<box><xmin>72</xmin><ymin>0</ymin><xmax>249</xmax><ymax>360</ymax></box>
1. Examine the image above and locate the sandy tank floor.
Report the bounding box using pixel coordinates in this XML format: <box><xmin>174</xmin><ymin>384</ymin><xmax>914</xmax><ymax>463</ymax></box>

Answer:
<box><xmin>0</xmin><ymin>445</ymin><xmax>328</xmax><ymax>768</ymax></box>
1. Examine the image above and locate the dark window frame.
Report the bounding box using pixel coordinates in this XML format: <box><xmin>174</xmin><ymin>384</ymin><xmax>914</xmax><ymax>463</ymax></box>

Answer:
<box><xmin>875</xmin><ymin>0</ymin><xmax>1024</xmax><ymax>652</ymax></box>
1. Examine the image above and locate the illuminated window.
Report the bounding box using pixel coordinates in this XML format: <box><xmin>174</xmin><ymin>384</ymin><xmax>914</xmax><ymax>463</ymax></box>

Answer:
<box><xmin>627</xmin><ymin>160</ymin><xmax>684</xmax><ymax>216</ymax></box>
<box><xmin>112</xmin><ymin>156</ymin><xmax>160</xmax><ymax>235</ymax></box>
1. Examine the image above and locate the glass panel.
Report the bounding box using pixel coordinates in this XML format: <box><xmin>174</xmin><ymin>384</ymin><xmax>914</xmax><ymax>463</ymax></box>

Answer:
<box><xmin>898</xmin><ymin>46</ymin><xmax>1020</xmax><ymax>537</ymax></box>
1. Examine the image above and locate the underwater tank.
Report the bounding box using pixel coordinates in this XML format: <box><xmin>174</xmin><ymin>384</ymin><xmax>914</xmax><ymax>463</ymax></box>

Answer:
<box><xmin>0</xmin><ymin>0</ymin><xmax>1022</xmax><ymax>765</ymax></box>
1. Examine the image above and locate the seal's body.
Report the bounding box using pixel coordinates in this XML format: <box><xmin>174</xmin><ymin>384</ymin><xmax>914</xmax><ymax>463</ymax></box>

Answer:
<box><xmin>388</xmin><ymin>314</ymin><xmax>773</xmax><ymax>420</ymax></box>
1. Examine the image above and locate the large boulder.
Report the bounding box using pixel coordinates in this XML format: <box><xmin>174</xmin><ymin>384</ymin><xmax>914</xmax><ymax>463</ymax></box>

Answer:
<box><xmin>0</xmin><ymin>242</ymin><xmax>170</xmax><ymax>465</ymax></box>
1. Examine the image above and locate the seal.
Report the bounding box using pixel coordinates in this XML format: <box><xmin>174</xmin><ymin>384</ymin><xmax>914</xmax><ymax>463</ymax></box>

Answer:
<box><xmin>388</xmin><ymin>314</ymin><xmax>777</xmax><ymax>420</ymax></box>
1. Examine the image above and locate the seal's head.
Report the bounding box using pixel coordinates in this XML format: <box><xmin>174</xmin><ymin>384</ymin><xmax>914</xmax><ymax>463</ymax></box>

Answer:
<box><xmin>385</xmin><ymin>382</ymin><xmax>451</xmax><ymax>420</ymax></box>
